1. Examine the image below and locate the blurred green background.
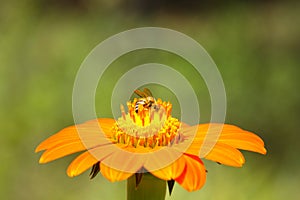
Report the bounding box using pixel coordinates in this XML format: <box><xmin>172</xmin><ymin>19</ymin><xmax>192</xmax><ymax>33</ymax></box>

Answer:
<box><xmin>1</xmin><ymin>0</ymin><xmax>299</xmax><ymax>199</ymax></box>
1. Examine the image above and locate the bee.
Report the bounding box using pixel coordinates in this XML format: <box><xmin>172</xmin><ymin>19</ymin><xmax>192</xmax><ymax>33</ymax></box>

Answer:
<box><xmin>134</xmin><ymin>88</ymin><xmax>157</xmax><ymax>113</ymax></box>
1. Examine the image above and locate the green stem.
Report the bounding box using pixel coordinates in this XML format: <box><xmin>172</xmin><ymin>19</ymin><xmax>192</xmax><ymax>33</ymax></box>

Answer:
<box><xmin>127</xmin><ymin>173</ymin><xmax>166</xmax><ymax>200</ymax></box>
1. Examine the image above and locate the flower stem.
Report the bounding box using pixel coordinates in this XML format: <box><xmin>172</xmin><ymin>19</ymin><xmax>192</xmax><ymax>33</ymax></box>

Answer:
<box><xmin>127</xmin><ymin>173</ymin><xmax>166</xmax><ymax>200</ymax></box>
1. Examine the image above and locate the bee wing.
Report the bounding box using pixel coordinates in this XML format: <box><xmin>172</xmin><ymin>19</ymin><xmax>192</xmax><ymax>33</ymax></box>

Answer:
<box><xmin>143</xmin><ymin>88</ymin><xmax>153</xmax><ymax>97</ymax></box>
<box><xmin>134</xmin><ymin>89</ymin><xmax>147</xmax><ymax>98</ymax></box>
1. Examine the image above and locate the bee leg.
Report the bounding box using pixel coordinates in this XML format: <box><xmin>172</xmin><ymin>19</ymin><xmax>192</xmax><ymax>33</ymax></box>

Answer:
<box><xmin>153</xmin><ymin>104</ymin><xmax>160</xmax><ymax>111</ymax></box>
<box><xmin>216</xmin><ymin>162</ymin><xmax>222</xmax><ymax>165</ymax></box>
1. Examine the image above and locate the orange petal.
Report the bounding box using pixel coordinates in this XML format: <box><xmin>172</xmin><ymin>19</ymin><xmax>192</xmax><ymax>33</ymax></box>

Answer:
<box><xmin>67</xmin><ymin>145</ymin><xmax>115</xmax><ymax>177</ymax></box>
<box><xmin>150</xmin><ymin>154</ymin><xmax>186</xmax><ymax>180</ymax></box>
<box><xmin>35</xmin><ymin>126</ymin><xmax>81</xmax><ymax>152</ymax></box>
<box><xmin>102</xmin><ymin>148</ymin><xmax>145</xmax><ymax>174</ymax></box>
<box><xmin>39</xmin><ymin>141</ymin><xmax>86</xmax><ymax>163</ymax></box>
<box><xmin>35</xmin><ymin>118</ymin><xmax>115</xmax><ymax>152</ymax></box>
<box><xmin>100</xmin><ymin>163</ymin><xmax>133</xmax><ymax>182</ymax></box>
<box><xmin>36</xmin><ymin>118</ymin><xmax>115</xmax><ymax>163</ymax></box>
<box><xmin>218</xmin><ymin>130</ymin><xmax>267</xmax><ymax>154</ymax></box>
<box><xmin>204</xmin><ymin>143</ymin><xmax>245</xmax><ymax>167</ymax></box>
<box><xmin>67</xmin><ymin>151</ymin><xmax>99</xmax><ymax>177</ymax></box>
<box><xmin>174</xmin><ymin>154</ymin><xmax>206</xmax><ymax>192</ymax></box>
<box><xmin>191</xmin><ymin>124</ymin><xmax>266</xmax><ymax>155</ymax></box>
<box><xmin>166</xmin><ymin>125</ymin><xmax>199</xmax><ymax>157</ymax></box>
<box><xmin>144</xmin><ymin>148</ymin><xmax>182</xmax><ymax>173</ymax></box>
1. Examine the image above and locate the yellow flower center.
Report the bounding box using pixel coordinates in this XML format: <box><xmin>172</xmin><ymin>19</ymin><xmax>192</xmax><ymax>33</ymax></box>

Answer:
<box><xmin>111</xmin><ymin>98</ymin><xmax>184</xmax><ymax>148</ymax></box>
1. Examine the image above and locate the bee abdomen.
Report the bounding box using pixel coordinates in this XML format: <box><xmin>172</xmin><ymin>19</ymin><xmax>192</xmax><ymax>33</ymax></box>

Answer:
<box><xmin>135</xmin><ymin>100</ymin><xmax>146</xmax><ymax>113</ymax></box>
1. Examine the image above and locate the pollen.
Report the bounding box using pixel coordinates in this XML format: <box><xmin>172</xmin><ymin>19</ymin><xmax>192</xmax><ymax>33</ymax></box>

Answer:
<box><xmin>110</xmin><ymin>99</ymin><xmax>184</xmax><ymax>148</ymax></box>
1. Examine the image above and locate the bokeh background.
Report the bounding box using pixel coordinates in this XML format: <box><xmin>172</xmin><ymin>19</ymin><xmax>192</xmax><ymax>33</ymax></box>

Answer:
<box><xmin>1</xmin><ymin>0</ymin><xmax>299</xmax><ymax>199</ymax></box>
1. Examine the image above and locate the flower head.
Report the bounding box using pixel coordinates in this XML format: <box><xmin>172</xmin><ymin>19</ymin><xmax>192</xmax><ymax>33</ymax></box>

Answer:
<box><xmin>36</xmin><ymin>88</ymin><xmax>266</xmax><ymax>193</ymax></box>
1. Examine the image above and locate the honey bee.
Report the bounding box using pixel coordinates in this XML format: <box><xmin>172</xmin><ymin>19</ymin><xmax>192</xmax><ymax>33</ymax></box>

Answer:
<box><xmin>134</xmin><ymin>88</ymin><xmax>158</xmax><ymax>113</ymax></box>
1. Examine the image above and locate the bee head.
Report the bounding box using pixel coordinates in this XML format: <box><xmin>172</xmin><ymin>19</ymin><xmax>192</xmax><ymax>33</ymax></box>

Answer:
<box><xmin>146</xmin><ymin>96</ymin><xmax>155</xmax><ymax>103</ymax></box>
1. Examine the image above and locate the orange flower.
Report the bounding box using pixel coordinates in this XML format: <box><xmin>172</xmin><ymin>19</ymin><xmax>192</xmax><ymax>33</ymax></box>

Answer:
<box><xmin>35</xmin><ymin>89</ymin><xmax>266</xmax><ymax>193</ymax></box>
